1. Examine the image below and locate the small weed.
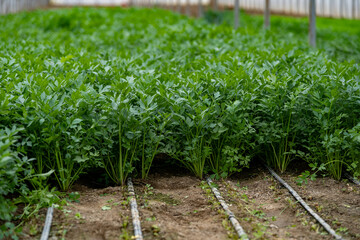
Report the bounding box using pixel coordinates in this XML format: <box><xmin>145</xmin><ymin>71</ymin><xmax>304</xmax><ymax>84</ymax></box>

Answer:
<box><xmin>62</xmin><ymin>208</ymin><xmax>72</xmax><ymax>216</ymax></box>
<box><xmin>119</xmin><ymin>217</ymin><xmax>131</xmax><ymax>240</ymax></box>
<box><xmin>67</xmin><ymin>192</ymin><xmax>80</xmax><ymax>203</ymax></box>
<box><xmin>151</xmin><ymin>225</ymin><xmax>160</xmax><ymax>236</ymax></box>
<box><xmin>29</xmin><ymin>224</ymin><xmax>38</xmax><ymax>236</ymax></box>
<box><xmin>315</xmin><ymin>204</ymin><xmax>323</xmax><ymax>212</ymax></box>
<box><xmin>285</xmin><ymin>197</ymin><xmax>297</xmax><ymax>209</ymax></box>
<box><xmin>146</xmin><ymin>216</ymin><xmax>156</xmax><ymax>221</ymax></box>
<box><xmin>252</xmin><ymin>223</ymin><xmax>267</xmax><ymax>239</ymax></box>
<box><xmin>251</xmin><ymin>209</ymin><xmax>266</xmax><ymax>219</ymax></box>
<box><xmin>74</xmin><ymin>212</ymin><xmax>82</xmax><ymax>220</ymax></box>
<box><xmin>144</xmin><ymin>184</ymin><xmax>154</xmax><ymax>197</ymax></box>
<box><xmin>311</xmin><ymin>223</ymin><xmax>320</xmax><ymax>233</ymax></box>
<box><xmin>336</xmin><ymin>227</ymin><xmax>348</xmax><ymax>234</ymax></box>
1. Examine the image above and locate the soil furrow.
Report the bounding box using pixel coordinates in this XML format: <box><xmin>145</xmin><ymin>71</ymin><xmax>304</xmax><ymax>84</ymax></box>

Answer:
<box><xmin>217</xmin><ymin>168</ymin><xmax>332</xmax><ymax>239</ymax></box>
<box><xmin>280</xmin><ymin>173</ymin><xmax>360</xmax><ymax>240</ymax></box>
<box><xmin>49</xmin><ymin>185</ymin><xmax>131</xmax><ymax>240</ymax></box>
<box><xmin>134</xmin><ymin>172</ymin><xmax>230</xmax><ymax>240</ymax></box>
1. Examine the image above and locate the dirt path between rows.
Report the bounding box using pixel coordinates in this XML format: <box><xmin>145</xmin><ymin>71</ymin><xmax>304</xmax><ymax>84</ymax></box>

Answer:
<box><xmin>280</xmin><ymin>172</ymin><xmax>360</xmax><ymax>240</ymax></box>
<box><xmin>134</xmin><ymin>172</ymin><xmax>230</xmax><ymax>239</ymax></box>
<box><xmin>216</xmin><ymin>167</ymin><xmax>331</xmax><ymax>240</ymax></box>
<box><xmin>49</xmin><ymin>185</ymin><xmax>131</xmax><ymax>240</ymax></box>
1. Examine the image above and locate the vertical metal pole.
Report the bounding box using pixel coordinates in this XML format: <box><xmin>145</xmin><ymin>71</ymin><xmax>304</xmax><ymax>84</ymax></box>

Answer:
<box><xmin>345</xmin><ymin>0</ymin><xmax>348</xmax><ymax>18</ymax></box>
<box><xmin>329</xmin><ymin>0</ymin><xmax>333</xmax><ymax>17</ymax></box>
<box><xmin>340</xmin><ymin>0</ymin><xmax>343</xmax><ymax>18</ymax></box>
<box><xmin>309</xmin><ymin>0</ymin><xmax>316</xmax><ymax>47</ymax></box>
<box><xmin>213</xmin><ymin>0</ymin><xmax>217</xmax><ymax>11</ymax></box>
<box><xmin>198</xmin><ymin>0</ymin><xmax>202</xmax><ymax>17</ymax></box>
<box><xmin>234</xmin><ymin>0</ymin><xmax>239</xmax><ymax>29</ymax></box>
<box><xmin>186</xmin><ymin>0</ymin><xmax>190</xmax><ymax>16</ymax></box>
<box><xmin>353</xmin><ymin>0</ymin><xmax>356</xmax><ymax>18</ymax></box>
<box><xmin>177</xmin><ymin>0</ymin><xmax>181</xmax><ymax>13</ymax></box>
<box><xmin>264</xmin><ymin>0</ymin><xmax>270</xmax><ymax>29</ymax></box>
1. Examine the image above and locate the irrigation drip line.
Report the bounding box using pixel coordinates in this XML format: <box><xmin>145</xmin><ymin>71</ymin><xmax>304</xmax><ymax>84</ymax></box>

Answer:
<box><xmin>344</xmin><ymin>172</ymin><xmax>360</xmax><ymax>185</ymax></box>
<box><xmin>40</xmin><ymin>206</ymin><xmax>54</xmax><ymax>240</ymax></box>
<box><xmin>264</xmin><ymin>164</ymin><xmax>344</xmax><ymax>240</ymax></box>
<box><xmin>127</xmin><ymin>178</ymin><xmax>143</xmax><ymax>240</ymax></box>
<box><xmin>206</xmin><ymin>177</ymin><xmax>249</xmax><ymax>240</ymax></box>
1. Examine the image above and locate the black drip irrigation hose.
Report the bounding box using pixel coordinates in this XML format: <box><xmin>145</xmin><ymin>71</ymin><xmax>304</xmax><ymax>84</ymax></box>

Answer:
<box><xmin>264</xmin><ymin>164</ymin><xmax>344</xmax><ymax>240</ymax></box>
<box><xmin>344</xmin><ymin>172</ymin><xmax>360</xmax><ymax>185</ymax></box>
<box><xmin>127</xmin><ymin>177</ymin><xmax>143</xmax><ymax>240</ymax></box>
<box><xmin>206</xmin><ymin>177</ymin><xmax>249</xmax><ymax>240</ymax></box>
<box><xmin>40</xmin><ymin>206</ymin><xmax>54</xmax><ymax>240</ymax></box>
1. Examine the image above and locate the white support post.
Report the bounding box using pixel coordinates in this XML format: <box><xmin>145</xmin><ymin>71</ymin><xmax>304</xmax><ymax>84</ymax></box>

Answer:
<box><xmin>340</xmin><ymin>0</ymin><xmax>343</xmax><ymax>18</ymax></box>
<box><xmin>198</xmin><ymin>0</ymin><xmax>202</xmax><ymax>17</ymax></box>
<box><xmin>297</xmin><ymin>0</ymin><xmax>300</xmax><ymax>15</ymax></box>
<box><xmin>213</xmin><ymin>0</ymin><xmax>217</xmax><ymax>11</ymax></box>
<box><xmin>309</xmin><ymin>0</ymin><xmax>316</xmax><ymax>47</ymax></box>
<box><xmin>234</xmin><ymin>0</ymin><xmax>239</xmax><ymax>29</ymax></box>
<box><xmin>264</xmin><ymin>0</ymin><xmax>270</xmax><ymax>29</ymax></box>
<box><xmin>177</xmin><ymin>0</ymin><xmax>181</xmax><ymax>13</ymax></box>
<box><xmin>352</xmin><ymin>0</ymin><xmax>356</xmax><ymax>19</ymax></box>
<box><xmin>186</xmin><ymin>0</ymin><xmax>190</xmax><ymax>16</ymax></box>
<box><xmin>329</xmin><ymin>0</ymin><xmax>333</xmax><ymax>17</ymax></box>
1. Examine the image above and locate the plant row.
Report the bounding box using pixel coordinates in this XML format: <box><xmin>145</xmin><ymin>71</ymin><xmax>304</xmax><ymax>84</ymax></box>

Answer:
<box><xmin>1</xmin><ymin>8</ymin><xmax>359</xmax><ymax>191</ymax></box>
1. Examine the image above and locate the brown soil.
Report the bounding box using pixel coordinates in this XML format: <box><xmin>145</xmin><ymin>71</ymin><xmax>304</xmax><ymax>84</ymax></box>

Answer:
<box><xmin>279</xmin><ymin>172</ymin><xmax>360</xmax><ymax>240</ymax></box>
<box><xmin>133</xmin><ymin>172</ymin><xmax>231</xmax><ymax>239</ymax></box>
<box><xmin>47</xmin><ymin>185</ymin><xmax>131</xmax><ymax>240</ymax></box>
<box><xmin>19</xmin><ymin>165</ymin><xmax>360</xmax><ymax>240</ymax></box>
<box><xmin>214</xmin><ymin>167</ymin><xmax>332</xmax><ymax>240</ymax></box>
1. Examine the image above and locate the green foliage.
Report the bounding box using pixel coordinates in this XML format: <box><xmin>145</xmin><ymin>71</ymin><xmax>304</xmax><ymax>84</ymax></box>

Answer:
<box><xmin>0</xmin><ymin>127</ymin><xmax>23</xmax><ymax>239</ymax></box>
<box><xmin>0</xmin><ymin>127</ymin><xmax>60</xmax><ymax>239</ymax></box>
<box><xmin>0</xmin><ymin>7</ymin><xmax>359</xmax><ymax>189</ymax></box>
<box><xmin>204</xmin><ymin>10</ymin><xmax>360</xmax><ymax>63</ymax></box>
